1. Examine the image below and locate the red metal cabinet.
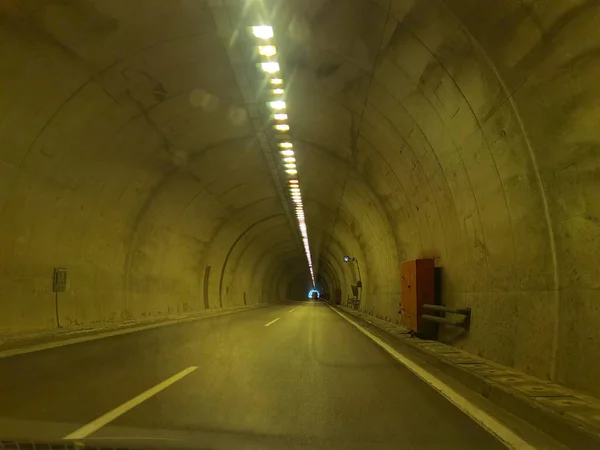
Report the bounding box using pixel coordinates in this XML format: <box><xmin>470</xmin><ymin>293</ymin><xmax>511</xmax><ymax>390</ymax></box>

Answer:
<box><xmin>400</xmin><ymin>258</ymin><xmax>436</xmax><ymax>336</ymax></box>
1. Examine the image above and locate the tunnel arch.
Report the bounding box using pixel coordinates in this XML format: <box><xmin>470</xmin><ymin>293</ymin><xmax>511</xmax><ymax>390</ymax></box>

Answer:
<box><xmin>217</xmin><ymin>213</ymin><xmax>285</xmax><ymax>307</ymax></box>
<box><xmin>1</xmin><ymin>0</ymin><xmax>599</xmax><ymax>396</ymax></box>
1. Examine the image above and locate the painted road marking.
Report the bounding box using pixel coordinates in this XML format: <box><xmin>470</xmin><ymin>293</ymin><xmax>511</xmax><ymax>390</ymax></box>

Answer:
<box><xmin>328</xmin><ymin>306</ymin><xmax>534</xmax><ymax>450</ymax></box>
<box><xmin>289</xmin><ymin>308</ymin><xmax>296</xmax><ymax>312</ymax></box>
<box><xmin>264</xmin><ymin>318</ymin><xmax>280</xmax><ymax>327</ymax></box>
<box><xmin>63</xmin><ymin>366</ymin><xmax>198</xmax><ymax>440</ymax></box>
<box><xmin>0</xmin><ymin>305</ymin><xmax>268</xmax><ymax>359</ymax></box>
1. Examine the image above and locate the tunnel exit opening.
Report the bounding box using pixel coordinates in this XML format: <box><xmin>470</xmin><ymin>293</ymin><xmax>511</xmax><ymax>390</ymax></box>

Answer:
<box><xmin>308</xmin><ymin>289</ymin><xmax>320</xmax><ymax>299</ymax></box>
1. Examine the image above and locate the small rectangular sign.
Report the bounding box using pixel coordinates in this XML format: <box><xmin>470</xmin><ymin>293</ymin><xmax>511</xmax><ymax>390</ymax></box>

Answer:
<box><xmin>53</xmin><ymin>268</ymin><xmax>67</xmax><ymax>293</ymax></box>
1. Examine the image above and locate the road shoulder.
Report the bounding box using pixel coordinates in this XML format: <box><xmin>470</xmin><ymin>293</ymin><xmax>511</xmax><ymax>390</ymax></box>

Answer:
<box><xmin>0</xmin><ymin>304</ymin><xmax>268</xmax><ymax>359</ymax></box>
<box><xmin>333</xmin><ymin>305</ymin><xmax>600</xmax><ymax>449</ymax></box>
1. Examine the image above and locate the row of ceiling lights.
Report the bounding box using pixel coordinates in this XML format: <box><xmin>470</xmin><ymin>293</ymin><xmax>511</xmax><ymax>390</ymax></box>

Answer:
<box><xmin>251</xmin><ymin>25</ymin><xmax>315</xmax><ymax>285</ymax></box>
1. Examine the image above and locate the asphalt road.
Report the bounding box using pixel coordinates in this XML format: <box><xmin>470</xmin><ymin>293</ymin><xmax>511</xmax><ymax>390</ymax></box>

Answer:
<box><xmin>0</xmin><ymin>302</ymin><xmax>506</xmax><ymax>449</ymax></box>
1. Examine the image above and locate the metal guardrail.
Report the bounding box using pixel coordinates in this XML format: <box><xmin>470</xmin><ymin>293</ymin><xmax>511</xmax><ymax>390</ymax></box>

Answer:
<box><xmin>347</xmin><ymin>296</ymin><xmax>360</xmax><ymax>311</ymax></box>
<box><xmin>421</xmin><ymin>304</ymin><xmax>471</xmax><ymax>330</ymax></box>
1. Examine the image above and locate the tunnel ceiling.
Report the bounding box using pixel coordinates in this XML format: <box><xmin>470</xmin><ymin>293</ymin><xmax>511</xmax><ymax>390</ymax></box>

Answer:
<box><xmin>2</xmin><ymin>0</ymin><xmax>600</xmax><ymax>393</ymax></box>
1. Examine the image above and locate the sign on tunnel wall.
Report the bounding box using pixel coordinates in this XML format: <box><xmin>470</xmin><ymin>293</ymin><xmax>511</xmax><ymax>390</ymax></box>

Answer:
<box><xmin>52</xmin><ymin>268</ymin><xmax>67</xmax><ymax>293</ymax></box>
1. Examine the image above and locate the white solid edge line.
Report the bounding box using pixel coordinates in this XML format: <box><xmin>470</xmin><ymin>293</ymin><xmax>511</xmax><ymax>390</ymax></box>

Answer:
<box><xmin>289</xmin><ymin>308</ymin><xmax>296</xmax><ymax>312</ymax></box>
<box><xmin>264</xmin><ymin>318</ymin><xmax>280</xmax><ymax>327</ymax></box>
<box><xmin>63</xmin><ymin>366</ymin><xmax>198</xmax><ymax>440</ymax></box>
<box><xmin>0</xmin><ymin>306</ymin><xmax>268</xmax><ymax>359</ymax></box>
<box><xmin>327</xmin><ymin>306</ymin><xmax>534</xmax><ymax>450</ymax></box>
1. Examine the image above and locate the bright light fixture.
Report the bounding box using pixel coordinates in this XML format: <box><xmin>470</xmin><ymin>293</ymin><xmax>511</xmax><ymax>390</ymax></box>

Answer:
<box><xmin>252</xmin><ymin>26</ymin><xmax>274</xmax><ymax>39</ymax></box>
<box><xmin>269</xmin><ymin>101</ymin><xmax>286</xmax><ymax>110</ymax></box>
<box><xmin>252</xmin><ymin>25</ymin><xmax>314</xmax><ymax>286</ymax></box>
<box><xmin>261</xmin><ymin>62</ymin><xmax>280</xmax><ymax>73</ymax></box>
<box><xmin>258</xmin><ymin>45</ymin><xmax>277</xmax><ymax>56</ymax></box>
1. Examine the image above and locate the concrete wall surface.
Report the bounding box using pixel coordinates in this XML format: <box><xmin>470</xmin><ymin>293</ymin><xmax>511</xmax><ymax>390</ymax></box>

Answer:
<box><xmin>1</xmin><ymin>0</ymin><xmax>599</xmax><ymax>395</ymax></box>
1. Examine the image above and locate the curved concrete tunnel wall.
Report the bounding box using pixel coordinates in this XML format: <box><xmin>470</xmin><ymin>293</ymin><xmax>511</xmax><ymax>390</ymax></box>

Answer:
<box><xmin>1</xmin><ymin>0</ymin><xmax>600</xmax><ymax>395</ymax></box>
<box><xmin>278</xmin><ymin>0</ymin><xmax>600</xmax><ymax>393</ymax></box>
<box><xmin>316</xmin><ymin>262</ymin><xmax>338</xmax><ymax>299</ymax></box>
<box><xmin>219</xmin><ymin>214</ymin><xmax>288</xmax><ymax>307</ymax></box>
<box><xmin>321</xmin><ymin>259</ymin><xmax>343</xmax><ymax>297</ymax></box>
<box><xmin>0</xmin><ymin>4</ymin><xmax>303</xmax><ymax>332</ymax></box>
<box><xmin>262</xmin><ymin>249</ymin><xmax>310</xmax><ymax>301</ymax></box>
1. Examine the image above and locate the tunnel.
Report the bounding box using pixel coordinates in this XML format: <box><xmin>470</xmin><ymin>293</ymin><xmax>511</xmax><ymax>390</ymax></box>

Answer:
<box><xmin>1</xmin><ymin>0</ymin><xmax>600</xmax><ymax>447</ymax></box>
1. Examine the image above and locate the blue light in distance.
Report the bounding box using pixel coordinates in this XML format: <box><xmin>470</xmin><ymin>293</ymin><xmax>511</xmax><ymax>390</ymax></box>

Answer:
<box><xmin>308</xmin><ymin>289</ymin><xmax>320</xmax><ymax>298</ymax></box>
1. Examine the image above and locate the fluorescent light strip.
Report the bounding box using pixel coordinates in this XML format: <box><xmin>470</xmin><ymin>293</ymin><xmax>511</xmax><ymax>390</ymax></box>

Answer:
<box><xmin>259</xmin><ymin>45</ymin><xmax>277</xmax><ymax>56</ymax></box>
<box><xmin>252</xmin><ymin>26</ymin><xmax>273</xmax><ymax>39</ymax></box>
<box><xmin>252</xmin><ymin>24</ymin><xmax>314</xmax><ymax>286</ymax></box>
<box><xmin>269</xmin><ymin>101</ymin><xmax>286</xmax><ymax>110</ymax></box>
<box><xmin>261</xmin><ymin>62</ymin><xmax>280</xmax><ymax>73</ymax></box>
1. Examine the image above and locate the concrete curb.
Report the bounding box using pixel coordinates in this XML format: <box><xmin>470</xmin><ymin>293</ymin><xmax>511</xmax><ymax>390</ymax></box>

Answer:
<box><xmin>336</xmin><ymin>306</ymin><xmax>600</xmax><ymax>449</ymax></box>
<box><xmin>0</xmin><ymin>304</ymin><xmax>268</xmax><ymax>359</ymax></box>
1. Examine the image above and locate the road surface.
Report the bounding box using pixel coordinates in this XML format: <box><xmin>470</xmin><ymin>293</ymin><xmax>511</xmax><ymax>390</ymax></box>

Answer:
<box><xmin>0</xmin><ymin>302</ymin><xmax>506</xmax><ymax>449</ymax></box>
